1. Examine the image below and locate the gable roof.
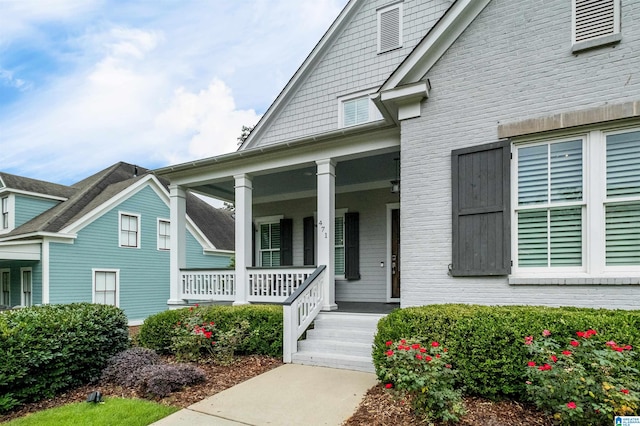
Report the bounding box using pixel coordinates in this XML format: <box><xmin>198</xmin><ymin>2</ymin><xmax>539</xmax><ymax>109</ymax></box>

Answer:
<box><xmin>0</xmin><ymin>162</ymin><xmax>234</xmax><ymax>251</ymax></box>
<box><xmin>0</xmin><ymin>172</ymin><xmax>75</xmax><ymax>200</ymax></box>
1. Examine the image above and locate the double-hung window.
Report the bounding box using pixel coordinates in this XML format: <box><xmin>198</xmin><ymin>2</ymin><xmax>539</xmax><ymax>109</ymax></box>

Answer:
<box><xmin>119</xmin><ymin>212</ymin><xmax>140</xmax><ymax>248</ymax></box>
<box><xmin>93</xmin><ymin>270</ymin><xmax>118</xmax><ymax>306</ymax></box>
<box><xmin>158</xmin><ymin>219</ymin><xmax>170</xmax><ymax>250</ymax></box>
<box><xmin>513</xmin><ymin>127</ymin><xmax>640</xmax><ymax>276</ymax></box>
<box><xmin>1</xmin><ymin>196</ymin><xmax>8</xmax><ymax>229</ymax></box>
<box><xmin>21</xmin><ymin>268</ymin><xmax>32</xmax><ymax>307</ymax></box>
<box><xmin>259</xmin><ymin>221</ymin><xmax>281</xmax><ymax>267</ymax></box>
<box><xmin>1</xmin><ymin>269</ymin><xmax>9</xmax><ymax>306</ymax></box>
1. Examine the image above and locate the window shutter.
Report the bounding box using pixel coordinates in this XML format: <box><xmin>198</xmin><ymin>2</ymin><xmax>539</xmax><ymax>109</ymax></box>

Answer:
<box><xmin>379</xmin><ymin>5</ymin><xmax>401</xmax><ymax>52</ymax></box>
<box><xmin>574</xmin><ymin>0</ymin><xmax>617</xmax><ymax>43</ymax></box>
<box><xmin>344</xmin><ymin>212</ymin><xmax>360</xmax><ymax>280</ymax></box>
<box><xmin>451</xmin><ymin>140</ymin><xmax>511</xmax><ymax>276</ymax></box>
<box><xmin>303</xmin><ymin>216</ymin><xmax>315</xmax><ymax>266</ymax></box>
<box><xmin>280</xmin><ymin>218</ymin><xmax>293</xmax><ymax>266</ymax></box>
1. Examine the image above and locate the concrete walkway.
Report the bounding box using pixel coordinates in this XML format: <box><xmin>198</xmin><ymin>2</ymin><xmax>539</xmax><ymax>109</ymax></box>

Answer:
<box><xmin>151</xmin><ymin>364</ymin><xmax>378</xmax><ymax>426</ymax></box>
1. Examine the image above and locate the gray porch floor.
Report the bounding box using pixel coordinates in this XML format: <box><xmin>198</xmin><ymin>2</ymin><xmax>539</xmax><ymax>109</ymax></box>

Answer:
<box><xmin>334</xmin><ymin>302</ymin><xmax>399</xmax><ymax>314</ymax></box>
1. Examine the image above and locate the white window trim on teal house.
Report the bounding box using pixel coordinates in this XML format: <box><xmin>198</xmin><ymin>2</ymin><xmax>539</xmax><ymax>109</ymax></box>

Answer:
<box><xmin>157</xmin><ymin>218</ymin><xmax>170</xmax><ymax>251</ymax></box>
<box><xmin>0</xmin><ymin>269</ymin><xmax>10</xmax><ymax>306</ymax></box>
<box><xmin>338</xmin><ymin>90</ymin><xmax>383</xmax><ymax>128</ymax></box>
<box><xmin>119</xmin><ymin>211</ymin><xmax>141</xmax><ymax>248</ymax></box>
<box><xmin>511</xmin><ymin>125</ymin><xmax>640</xmax><ymax>279</ymax></box>
<box><xmin>92</xmin><ymin>269</ymin><xmax>119</xmax><ymax>307</ymax></box>
<box><xmin>255</xmin><ymin>215</ymin><xmax>283</xmax><ymax>267</ymax></box>
<box><xmin>1</xmin><ymin>194</ymin><xmax>14</xmax><ymax>233</ymax></box>
<box><xmin>571</xmin><ymin>0</ymin><xmax>621</xmax><ymax>52</ymax></box>
<box><xmin>377</xmin><ymin>1</ymin><xmax>403</xmax><ymax>53</ymax></box>
<box><xmin>20</xmin><ymin>267</ymin><xmax>32</xmax><ymax>307</ymax></box>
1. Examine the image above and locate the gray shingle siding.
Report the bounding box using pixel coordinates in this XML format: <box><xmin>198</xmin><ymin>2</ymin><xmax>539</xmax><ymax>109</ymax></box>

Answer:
<box><xmin>401</xmin><ymin>0</ymin><xmax>640</xmax><ymax>309</ymax></box>
<box><xmin>257</xmin><ymin>0</ymin><xmax>452</xmax><ymax>146</ymax></box>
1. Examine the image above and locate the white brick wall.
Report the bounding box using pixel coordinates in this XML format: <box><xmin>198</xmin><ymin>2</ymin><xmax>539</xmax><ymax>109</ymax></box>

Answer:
<box><xmin>401</xmin><ymin>0</ymin><xmax>640</xmax><ymax>309</ymax></box>
<box><xmin>258</xmin><ymin>0</ymin><xmax>452</xmax><ymax>146</ymax></box>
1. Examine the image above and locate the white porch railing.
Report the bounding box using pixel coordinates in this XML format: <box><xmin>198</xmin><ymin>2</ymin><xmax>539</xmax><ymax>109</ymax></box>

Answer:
<box><xmin>180</xmin><ymin>269</ymin><xmax>235</xmax><ymax>301</ymax></box>
<box><xmin>282</xmin><ymin>265</ymin><xmax>326</xmax><ymax>363</ymax></box>
<box><xmin>248</xmin><ymin>268</ymin><xmax>314</xmax><ymax>302</ymax></box>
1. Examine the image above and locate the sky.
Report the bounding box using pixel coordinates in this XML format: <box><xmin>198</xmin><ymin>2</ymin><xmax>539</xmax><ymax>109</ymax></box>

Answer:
<box><xmin>0</xmin><ymin>0</ymin><xmax>348</xmax><ymax>185</ymax></box>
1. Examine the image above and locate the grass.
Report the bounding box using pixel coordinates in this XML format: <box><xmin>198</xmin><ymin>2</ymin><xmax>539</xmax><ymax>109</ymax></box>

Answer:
<box><xmin>3</xmin><ymin>398</ymin><xmax>179</xmax><ymax>426</ymax></box>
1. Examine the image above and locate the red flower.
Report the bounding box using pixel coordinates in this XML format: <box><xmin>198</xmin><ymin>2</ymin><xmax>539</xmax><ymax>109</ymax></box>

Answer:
<box><xmin>562</xmin><ymin>350</ymin><xmax>572</xmax><ymax>356</ymax></box>
<box><xmin>386</xmin><ymin>350</ymin><xmax>394</xmax><ymax>357</ymax></box>
<box><xmin>615</xmin><ymin>347</ymin><xmax>624</xmax><ymax>352</ymax></box>
<box><xmin>400</xmin><ymin>339</ymin><xmax>407</xmax><ymax>344</ymax></box>
<box><xmin>625</xmin><ymin>345</ymin><xmax>633</xmax><ymax>351</ymax></box>
<box><xmin>621</xmin><ymin>389</ymin><xmax>630</xmax><ymax>395</ymax></box>
<box><xmin>538</xmin><ymin>364</ymin><xmax>552</xmax><ymax>371</ymax></box>
<box><xmin>570</xmin><ymin>340</ymin><xmax>580</xmax><ymax>347</ymax></box>
<box><xmin>204</xmin><ymin>331</ymin><xmax>212</xmax><ymax>339</ymax></box>
<box><xmin>431</xmin><ymin>341</ymin><xmax>440</xmax><ymax>347</ymax></box>
<box><xmin>425</xmin><ymin>356</ymin><xmax>432</xmax><ymax>362</ymax></box>
<box><xmin>586</xmin><ymin>329</ymin><xmax>597</xmax><ymax>337</ymax></box>
<box><xmin>550</xmin><ymin>355</ymin><xmax>558</xmax><ymax>363</ymax></box>
<box><xmin>606</xmin><ymin>340</ymin><xmax>617</xmax><ymax>347</ymax></box>
<box><xmin>386</xmin><ymin>341</ymin><xmax>393</xmax><ymax>347</ymax></box>
<box><xmin>445</xmin><ymin>364</ymin><xmax>452</xmax><ymax>369</ymax></box>
<box><xmin>527</xmin><ymin>361</ymin><xmax>536</xmax><ymax>367</ymax></box>
<box><xmin>416</xmin><ymin>354</ymin><xmax>423</xmax><ymax>360</ymax></box>
<box><xmin>411</xmin><ymin>343</ymin><xmax>421</xmax><ymax>350</ymax></box>
<box><xmin>385</xmin><ymin>383</ymin><xmax>393</xmax><ymax>389</ymax></box>
<box><xmin>576</xmin><ymin>331</ymin><xmax>586</xmax><ymax>338</ymax></box>
<box><xmin>212</xmin><ymin>341</ymin><xmax>216</xmax><ymax>345</ymax></box>
<box><xmin>436</xmin><ymin>354</ymin><xmax>441</xmax><ymax>359</ymax></box>
<box><xmin>210</xmin><ymin>322</ymin><xmax>215</xmax><ymax>326</ymax></box>
<box><xmin>524</xmin><ymin>336</ymin><xmax>533</xmax><ymax>345</ymax></box>
<box><xmin>566</xmin><ymin>402</ymin><xmax>577</xmax><ymax>409</ymax></box>
<box><xmin>419</xmin><ymin>348</ymin><xmax>427</xmax><ymax>353</ymax></box>
<box><xmin>542</xmin><ymin>329</ymin><xmax>551</xmax><ymax>336</ymax></box>
<box><xmin>195</xmin><ymin>304</ymin><xmax>199</xmax><ymax>307</ymax></box>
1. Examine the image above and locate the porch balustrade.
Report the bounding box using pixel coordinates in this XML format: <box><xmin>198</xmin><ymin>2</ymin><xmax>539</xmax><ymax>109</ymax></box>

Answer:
<box><xmin>179</xmin><ymin>267</ymin><xmax>315</xmax><ymax>303</ymax></box>
<box><xmin>283</xmin><ymin>265</ymin><xmax>326</xmax><ymax>362</ymax></box>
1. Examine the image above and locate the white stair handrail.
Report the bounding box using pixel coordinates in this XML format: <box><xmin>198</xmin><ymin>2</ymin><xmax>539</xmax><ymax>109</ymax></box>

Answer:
<box><xmin>282</xmin><ymin>265</ymin><xmax>326</xmax><ymax>363</ymax></box>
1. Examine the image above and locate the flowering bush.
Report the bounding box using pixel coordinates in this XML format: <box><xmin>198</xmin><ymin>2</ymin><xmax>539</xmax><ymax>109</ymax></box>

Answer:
<box><xmin>524</xmin><ymin>328</ymin><xmax>640</xmax><ymax>425</ymax></box>
<box><xmin>378</xmin><ymin>338</ymin><xmax>465</xmax><ymax>423</ymax></box>
<box><xmin>170</xmin><ymin>307</ymin><xmax>250</xmax><ymax>364</ymax></box>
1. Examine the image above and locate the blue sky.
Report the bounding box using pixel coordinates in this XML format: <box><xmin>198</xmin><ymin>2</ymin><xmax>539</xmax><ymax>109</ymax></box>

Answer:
<box><xmin>0</xmin><ymin>0</ymin><xmax>347</xmax><ymax>184</ymax></box>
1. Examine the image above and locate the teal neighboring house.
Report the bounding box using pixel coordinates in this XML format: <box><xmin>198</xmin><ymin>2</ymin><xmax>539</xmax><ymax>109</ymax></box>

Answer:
<box><xmin>0</xmin><ymin>162</ymin><xmax>234</xmax><ymax>324</ymax></box>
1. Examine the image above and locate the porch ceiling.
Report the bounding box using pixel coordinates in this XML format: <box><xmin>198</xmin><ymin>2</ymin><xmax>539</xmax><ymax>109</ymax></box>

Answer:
<box><xmin>190</xmin><ymin>151</ymin><xmax>400</xmax><ymax>202</ymax></box>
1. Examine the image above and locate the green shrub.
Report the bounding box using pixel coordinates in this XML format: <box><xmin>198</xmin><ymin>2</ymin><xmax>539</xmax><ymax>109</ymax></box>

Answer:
<box><xmin>0</xmin><ymin>303</ymin><xmax>129</xmax><ymax>413</ymax></box>
<box><xmin>524</xmin><ymin>329</ymin><xmax>639</xmax><ymax>425</ymax></box>
<box><xmin>138</xmin><ymin>304</ymin><xmax>283</xmax><ymax>357</ymax></box>
<box><xmin>373</xmin><ymin>304</ymin><xmax>640</xmax><ymax>400</ymax></box>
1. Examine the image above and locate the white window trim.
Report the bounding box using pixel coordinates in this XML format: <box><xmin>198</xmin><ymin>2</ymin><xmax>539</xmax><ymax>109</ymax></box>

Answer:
<box><xmin>157</xmin><ymin>218</ymin><xmax>170</xmax><ymax>251</ymax></box>
<box><xmin>0</xmin><ymin>194</ymin><xmax>14</xmax><ymax>233</ymax></box>
<box><xmin>337</xmin><ymin>90</ymin><xmax>383</xmax><ymax>129</ymax></box>
<box><xmin>0</xmin><ymin>268</ymin><xmax>10</xmax><ymax>306</ymax></box>
<box><xmin>377</xmin><ymin>1</ymin><xmax>403</xmax><ymax>54</ymax></box>
<box><xmin>571</xmin><ymin>0</ymin><xmax>621</xmax><ymax>52</ymax></box>
<box><xmin>20</xmin><ymin>267</ymin><xmax>32</xmax><ymax>307</ymax></box>
<box><xmin>92</xmin><ymin>269</ymin><xmax>120</xmax><ymax>307</ymax></box>
<box><xmin>511</xmin><ymin>125</ymin><xmax>640</xmax><ymax>279</ymax></box>
<box><xmin>119</xmin><ymin>211</ymin><xmax>141</xmax><ymax>249</ymax></box>
<box><xmin>255</xmin><ymin>215</ymin><xmax>284</xmax><ymax>267</ymax></box>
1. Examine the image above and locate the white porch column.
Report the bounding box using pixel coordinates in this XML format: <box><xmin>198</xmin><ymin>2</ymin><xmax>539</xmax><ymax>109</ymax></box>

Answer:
<box><xmin>234</xmin><ymin>174</ymin><xmax>252</xmax><ymax>306</ymax></box>
<box><xmin>317</xmin><ymin>159</ymin><xmax>337</xmax><ymax>311</ymax></box>
<box><xmin>168</xmin><ymin>184</ymin><xmax>187</xmax><ymax>307</ymax></box>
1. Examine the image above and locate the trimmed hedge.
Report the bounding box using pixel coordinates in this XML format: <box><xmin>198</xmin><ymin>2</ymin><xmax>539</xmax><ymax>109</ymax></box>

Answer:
<box><xmin>373</xmin><ymin>304</ymin><xmax>640</xmax><ymax>400</ymax></box>
<box><xmin>138</xmin><ymin>304</ymin><xmax>283</xmax><ymax>357</ymax></box>
<box><xmin>0</xmin><ymin>303</ymin><xmax>129</xmax><ymax>412</ymax></box>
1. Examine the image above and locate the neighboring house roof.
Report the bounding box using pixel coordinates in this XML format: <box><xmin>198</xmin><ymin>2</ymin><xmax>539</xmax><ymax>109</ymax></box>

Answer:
<box><xmin>0</xmin><ymin>172</ymin><xmax>76</xmax><ymax>199</ymax></box>
<box><xmin>0</xmin><ymin>162</ymin><xmax>234</xmax><ymax>250</ymax></box>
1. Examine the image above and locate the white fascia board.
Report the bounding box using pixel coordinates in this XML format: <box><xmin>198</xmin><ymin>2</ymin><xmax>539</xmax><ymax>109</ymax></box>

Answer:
<box><xmin>203</xmin><ymin>248</ymin><xmax>235</xmax><ymax>256</ymax></box>
<box><xmin>240</xmin><ymin>0</ymin><xmax>363</xmax><ymax>150</ymax></box>
<box><xmin>0</xmin><ymin>233</ymin><xmax>76</xmax><ymax>243</ymax></box>
<box><xmin>377</xmin><ymin>81</ymin><xmax>430</xmax><ymax>121</ymax></box>
<box><xmin>0</xmin><ymin>188</ymin><xmax>68</xmax><ymax>202</ymax></box>
<box><xmin>382</xmin><ymin>0</ymin><xmax>491</xmax><ymax>90</ymax></box>
<box><xmin>159</xmin><ymin>125</ymin><xmax>400</xmax><ymax>188</ymax></box>
<box><xmin>0</xmin><ymin>241</ymin><xmax>42</xmax><ymax>260</ymax></box>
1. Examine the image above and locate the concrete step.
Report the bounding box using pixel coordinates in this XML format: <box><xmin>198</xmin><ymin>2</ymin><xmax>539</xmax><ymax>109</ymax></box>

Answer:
<box><xmin>313</xmin><ymin>313</ymin><xmax>384</xmax><ymax>330</ymax></box>
<box><xmin>297</xmin><ymin>339</ymin><xmax>372</xmax><ymax>357</ymax></box>
<box><xmin>291</xmin><ymin>351</ymin><xmax>375</xmax><ymax>373</ymax></box>
<box><xmin>305</xmin><ymin>327</ymin><xmax>375</xmax><ymax>343</ymax></box>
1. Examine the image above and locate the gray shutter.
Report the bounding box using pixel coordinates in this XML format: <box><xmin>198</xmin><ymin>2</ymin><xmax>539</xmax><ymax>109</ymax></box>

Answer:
<box><xmin>451</xmin><ymin>140</ymin><xmax>511</xmax><ymax>276</ymax></box>
<box><xmin>280</xmin><ymin>218</ymin><xmax>293</xmax><ymax>266</ymax></box>
<box><xmin>303</xmin><ymin>216</ymin><xmax>315</xmax><ymax>266</ymax></box>
<box><xmin>344</xmin><ymin>212</ymin><xmax>360</xmax><ymax>280</ymax></box>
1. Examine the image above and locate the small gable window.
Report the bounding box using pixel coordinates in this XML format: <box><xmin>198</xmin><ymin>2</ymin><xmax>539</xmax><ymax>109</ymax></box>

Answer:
<box><xmin>158</xmin><ymin>219</ymin><xmax>170</xmax><ymax>250</ymax></box>
<box><xmin>1</xmin><ymin>196</ymin><xmax>8</xmax><ymax>229</ymax></box>
<box><xmin>119</xmin><ymin>212</ymin><xmax>140</xmax><ymax>248</ymax></box>
<box><xmin>339</xmin><ymin>92</ymin><xmax>382</xmax><ymax>128</ymax></box>
<box><xmin>572</xmin><ymin>0</ymin><xmax>621</xmax><ymax>52</ymax></box>
<box><xmin>378</xmin><ymin>2</ymin><xmax>403</xmax><ymax>53</ymax></box>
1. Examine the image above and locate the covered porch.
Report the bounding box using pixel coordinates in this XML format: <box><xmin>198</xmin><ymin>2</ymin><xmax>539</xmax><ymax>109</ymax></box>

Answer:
<box><xmin>156</xmin><ymin>126</ymin><xmax>402</xmax><ymax>311</ymax></box>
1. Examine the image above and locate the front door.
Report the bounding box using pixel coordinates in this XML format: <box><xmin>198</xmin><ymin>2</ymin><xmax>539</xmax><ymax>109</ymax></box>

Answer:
<box><xmin>391</xmin><ymin>208</ymin><xmax>400</xmax><ymax>299</ymax></box>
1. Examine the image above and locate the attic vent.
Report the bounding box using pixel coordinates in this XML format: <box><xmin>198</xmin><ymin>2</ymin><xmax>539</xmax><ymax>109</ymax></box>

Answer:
<box><xmin>572</xmin><ymin>0</ymin><xmax>620</xmax><ymax>49</ymax></box>
<box><xmin>378</xmin><ymin>3</ymin><xmax>402</xmax><ymax>53</ymax></box>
